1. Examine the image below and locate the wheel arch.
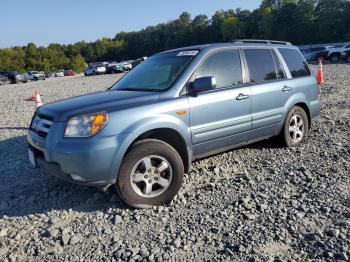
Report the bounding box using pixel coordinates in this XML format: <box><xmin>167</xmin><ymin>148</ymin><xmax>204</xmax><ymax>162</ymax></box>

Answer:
<box><xmin>294</xmin><ymin>102</ymin><xmax>311</xmax><ymax>129</ymax></box>
<box><xmin>127</xmin><ymin>128</ymin><xmax>191</xmax><ymax>173</ymax></box>
<box><xmin>283</xmin><ymin>92</ymin><xmax>312</xmax><ymax>129</ymax></box>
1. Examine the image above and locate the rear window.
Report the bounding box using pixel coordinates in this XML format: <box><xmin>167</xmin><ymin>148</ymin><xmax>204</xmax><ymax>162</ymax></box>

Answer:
<box><xmin>243</xmin><ymin>49</ymin><xmax>277</xmax><ymax>83</ymax></box>
<box><xmin>278</xmin><ymin>48</ymin><xmax>311</xmax><ymax>78</ymax></box>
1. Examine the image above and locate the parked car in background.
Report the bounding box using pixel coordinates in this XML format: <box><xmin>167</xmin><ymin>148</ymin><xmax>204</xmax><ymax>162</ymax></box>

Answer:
<box><xmin>0</xmin><ymin>74</ymin><xmax>9</xmax><ymax>85</ymax></box>
<box><xmin>27</xmin><ymin>40</ymin><xmax>320</xmax><ymax>208</ymax></box>
<box><xmin>0</xmin><ymin>71</ymin><xmax>28</xmax><ymax>84</ymax></box>
<box><xmin>123</xmin><ymin>62</ymin><xmax>132</xmax><ymax>71</ymax></box>
<box><xmin>45</xmin><ymin>72</ymin><xmax>56</xmax><ymax>78</ymax></box>
<box><xmin>342</xmin><ymin>49</ymin><xmax>350</xmax><ymax>63</ymax></box>
<box><xmin>84</xmin><ymin>66</ymin><xmax>95</xmax><ymax>76</ymax></box>
<box><xmin>106</xmin><ymin>62</ymin><xmax>124</xmax><ymax>74</ymax></box>
<box><xmin>302</xmin><ymin>47</ymin><xmax>329</xmax><ymax>62</ymax></box>
<box><xmin>84</xmin><ymin>64</ymin><xmax>106</xmax><ymax>76</ymax></box>
<box><xmin>64</xmin><ymin>70</ymin><xmax>76</xmax><ymax>76</ymax></box>
<box><xmin>28</xmin><ymin>71</ymin><xmax>46</xmax><ymax>81</ymax></box>
<box><xmin>327</xmin><ymin>42</ymin><xmax>350</xmax><ymax>63</ymax></box>
<box><xmin>55</xmin><ymin>71</ymin><xmax>65</xmax><ymax>77</ymax></box>
<box><xmin>131</xmin><ymin>57</ymin><xmax>147</xmax><ymax>69</ymax></box>
<box><xmin>95</xmin><ymin>64</ymin><xmax>106</xmax><ymax>74</ymax></box>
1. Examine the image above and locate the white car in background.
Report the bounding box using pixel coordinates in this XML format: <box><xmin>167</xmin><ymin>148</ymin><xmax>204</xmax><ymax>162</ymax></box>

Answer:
<box><xmin>55</xmin><ymin>71</ymin><xmax>65</xmax><ymax>77</ymax></box>
<box><xmin>84</xmin><ymin>64</ymin><xmax>106</xmax><ymax>76</ymax></box>
<box><xmin>28</xmin><ymin>71</ymin><xmax>46</xmax><ymax>81</ymax></box>
<box><xmin>95</xmin><ymin>64</ymin><xmax>106</xmax><ymax>74</ymax></box>
<box><xmin>123</xmin><ymin>62</ymin><xmax>133</xmax><ymax>71</ymax></box>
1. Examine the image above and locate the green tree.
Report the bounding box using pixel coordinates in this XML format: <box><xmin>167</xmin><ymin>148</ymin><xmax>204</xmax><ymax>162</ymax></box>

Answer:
<box><xmin>70</xmin><ymin>54</ymin><xmax>86</xmax><ymax>73</ymax></box>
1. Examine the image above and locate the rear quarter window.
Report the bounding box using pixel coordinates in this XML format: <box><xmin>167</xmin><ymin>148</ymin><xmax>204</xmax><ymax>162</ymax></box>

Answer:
<box><xmin>278</xmin><ymin>48</ymin><xmax>311</xmax><ymax>78</ymax></box>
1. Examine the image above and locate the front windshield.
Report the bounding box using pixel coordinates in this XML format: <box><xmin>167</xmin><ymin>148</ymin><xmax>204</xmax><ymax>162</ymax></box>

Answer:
<box><xmin>111</xmin><ymin>51</ymin><xmax>196</xmax><ymax>91</ymax></box>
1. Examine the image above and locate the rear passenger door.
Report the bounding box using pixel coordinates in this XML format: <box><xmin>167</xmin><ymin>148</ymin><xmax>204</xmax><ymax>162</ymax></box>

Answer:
<box><xmin>243</xmin><ymin>48</ymin><xmax>291</xmax><ymax>139</ymax></box>
<box><xmin>188</xmin><ymin>49</ymin><xmax>252</xmax><ymax>156</ymax></box>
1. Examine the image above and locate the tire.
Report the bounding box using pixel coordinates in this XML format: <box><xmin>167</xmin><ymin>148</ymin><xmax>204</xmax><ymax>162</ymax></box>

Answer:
<box><xmin>347</xmin><ymin>56</ymin><xmax>350</xmax><ymax>64</ymax></box>
<box><xmin>281</xmin><ymin>106</ymin><xmax>309</xmax><ymax>147</ymax></box>
<box><xmin>330</xmin><ymin>54</ymin><xmax>340</xmax><ymax>63</ymax></box>
<box><xmin>116</xmin><ymin>139</ymin><xmax>184</xmax><ymax>208</ymax></box>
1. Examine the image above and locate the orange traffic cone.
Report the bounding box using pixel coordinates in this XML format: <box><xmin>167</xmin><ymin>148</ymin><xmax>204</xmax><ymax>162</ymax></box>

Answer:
<box><xmin>34</xmin><ymin>89</ymin><xmax>43</xmax><ymax>107</ymax></box>
<box><xmin>316</xmin><ymin>58</ymin><xmax>324</xmax><ymax>85</ymax></box>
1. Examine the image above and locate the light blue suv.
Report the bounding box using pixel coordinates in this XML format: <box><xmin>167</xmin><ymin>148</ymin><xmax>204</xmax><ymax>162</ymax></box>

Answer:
<box><xmin>27</xmin><ymin>40</ymin><xmax>320</xmax><ymax>208</ymax></box>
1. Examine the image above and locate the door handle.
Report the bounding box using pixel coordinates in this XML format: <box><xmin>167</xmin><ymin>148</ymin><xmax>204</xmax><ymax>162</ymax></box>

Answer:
<box><xmin>282</xmin><ymin>86</ymin><xmax>293</xmax><ymax>92</ymax></box>
<box><xmin>236</xmin><ymin>93</ymin><xmax>250</xmax><ymax>100</ymax></box>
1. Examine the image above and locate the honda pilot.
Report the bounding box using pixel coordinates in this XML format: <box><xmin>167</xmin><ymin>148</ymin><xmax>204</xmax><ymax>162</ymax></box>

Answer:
<box><xmin>27</xmin><ymin>40</ymin><xmax>320</xmax><ymax>208</ymax></box>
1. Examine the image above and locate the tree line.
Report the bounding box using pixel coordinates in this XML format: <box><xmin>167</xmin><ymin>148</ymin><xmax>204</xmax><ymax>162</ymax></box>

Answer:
<box><xmin>0</xmin><ymin>0</ymin><xmax>349</xmax><ymax>73</ymax></box>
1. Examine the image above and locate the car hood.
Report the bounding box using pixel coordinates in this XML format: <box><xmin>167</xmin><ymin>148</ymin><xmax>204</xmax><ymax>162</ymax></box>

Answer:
<box><xmin>37</xmin><ymin>90</ymin><xmax>160</xmax><ymax>121</ymax></box>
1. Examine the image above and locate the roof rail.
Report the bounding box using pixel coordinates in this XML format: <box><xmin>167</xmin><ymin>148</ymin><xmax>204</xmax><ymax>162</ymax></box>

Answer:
<box><xmin>232</xmin><ymin>39</ymin><xmax>292</xmax><ymax>45</ymax></box>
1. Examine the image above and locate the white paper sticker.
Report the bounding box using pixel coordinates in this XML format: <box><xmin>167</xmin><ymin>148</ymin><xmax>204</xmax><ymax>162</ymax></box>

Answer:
<box><xmin>177</xmin><ymin>50</ymin><xmax>199</xmax><ymax>56</ymax></box>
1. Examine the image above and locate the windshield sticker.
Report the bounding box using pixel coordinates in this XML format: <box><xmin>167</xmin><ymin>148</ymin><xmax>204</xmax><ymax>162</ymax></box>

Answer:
<box><xmin>177</xmin><ymin>50</ymin><xmax>199</xmax><ymax>56</ymax></box>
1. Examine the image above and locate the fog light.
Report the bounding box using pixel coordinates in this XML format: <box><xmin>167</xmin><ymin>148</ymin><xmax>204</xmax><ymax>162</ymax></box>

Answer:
<box><xmin>70</xmin><ymin>174</ymin><xmax>86</xmax><ymax>182</ymax></box>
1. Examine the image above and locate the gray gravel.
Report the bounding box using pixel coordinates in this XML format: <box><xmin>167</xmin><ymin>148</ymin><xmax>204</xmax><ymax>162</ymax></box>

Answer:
<box><xmin>0</xmin><ymin>66</ymin><xmax>349</xmax><ymax>261</ymax></box>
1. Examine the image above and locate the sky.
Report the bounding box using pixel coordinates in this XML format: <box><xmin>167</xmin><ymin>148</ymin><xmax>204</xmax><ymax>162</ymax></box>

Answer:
<box><xmin>0</xmin><ymin>0</ymin><xmax>261</xmax><ymax>48</ymax></box>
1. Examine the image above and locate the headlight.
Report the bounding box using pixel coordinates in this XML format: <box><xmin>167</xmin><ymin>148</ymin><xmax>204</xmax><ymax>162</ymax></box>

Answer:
<box><xmin>65</xmin><ymin>113</ymin><xmax>108</xmax><ymax>137</ymax></box>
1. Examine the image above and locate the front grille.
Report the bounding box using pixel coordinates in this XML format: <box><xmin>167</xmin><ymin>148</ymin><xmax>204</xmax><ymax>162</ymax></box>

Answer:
<box><xmin>30</xmin><ymin>114</ymin><xmax>53</xmax><ymax>138</ymax></box>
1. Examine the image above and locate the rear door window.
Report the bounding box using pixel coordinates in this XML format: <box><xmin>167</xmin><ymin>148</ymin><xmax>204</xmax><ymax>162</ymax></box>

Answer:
<box><xmin>194</xmin><ymin>49</ymin><xmax>243</xmax><ymax>88</ymax></box>
<box><xmin>243</xmin><ymin>49</ymin><xmax>277</xmax><ymax>83</ymax></box>
<box><xmin>278</xmin><ymin>48</ymin><xmax>311</xmax><ymax>78</ymax></box>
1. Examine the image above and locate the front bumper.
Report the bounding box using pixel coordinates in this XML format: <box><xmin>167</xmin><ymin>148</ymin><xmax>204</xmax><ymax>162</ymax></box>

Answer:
<box><xmin>27</xmin><ymin>125</ymin><xmax>130</xmax><ymax>186</ymax></box>
<box><xmin>34</xmin><ymin>156</ymin><xmax>115</xmax><ymax>186</ymax></box>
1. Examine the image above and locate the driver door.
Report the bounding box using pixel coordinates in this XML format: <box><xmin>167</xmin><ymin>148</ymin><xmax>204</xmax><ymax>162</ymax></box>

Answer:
<box><xmin>188</xmin><ymin>49</ymin><xmax>252</xmax><ymax>156</ymax></box>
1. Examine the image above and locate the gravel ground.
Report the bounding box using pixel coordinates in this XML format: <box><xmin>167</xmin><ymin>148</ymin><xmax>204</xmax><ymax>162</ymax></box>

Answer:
<box><xmin>0</xmin><ymin>65</ymin><xmax>349</xmax><ymax>261</ymax></box>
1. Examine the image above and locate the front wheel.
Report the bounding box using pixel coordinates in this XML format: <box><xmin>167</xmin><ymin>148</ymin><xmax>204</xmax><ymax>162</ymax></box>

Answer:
<box><xmin>330</xmin><ymin>54</ymin><xmax>340</xmax><ymax>63</ymax></box>
<box><xmin>116</xmin><ymin>139</ymin><xmax>184</xmax><ymax>208</ymax></box>
<box><xmin>281</xmin><ymin>106</ymin><xmax>309</xmax><ymax>147</ymax></box>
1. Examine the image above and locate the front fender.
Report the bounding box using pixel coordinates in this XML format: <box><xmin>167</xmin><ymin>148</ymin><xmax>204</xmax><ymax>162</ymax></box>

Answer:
<box><xmin>109</xmin><ymin>114</ymin><xmax>192</xmax><ymax>179</ymax></box>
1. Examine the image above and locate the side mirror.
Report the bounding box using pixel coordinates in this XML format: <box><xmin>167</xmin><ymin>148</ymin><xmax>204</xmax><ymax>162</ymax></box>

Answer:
<box><xmin>190</xmin><ymin>76</ymin><xmax>216</xmax><ymax>94</ymax></box>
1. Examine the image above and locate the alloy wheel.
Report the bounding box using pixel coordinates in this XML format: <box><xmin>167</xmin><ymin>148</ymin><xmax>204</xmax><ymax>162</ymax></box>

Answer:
<box><xmin>130</xmin><ymin>155</ymin><xmax>173</xmax><ymax>198</ymax></box>
<box><xmin>289</xmin><ymin>114</ymin><xmax>304</xmax><ymax>143</ymax></box>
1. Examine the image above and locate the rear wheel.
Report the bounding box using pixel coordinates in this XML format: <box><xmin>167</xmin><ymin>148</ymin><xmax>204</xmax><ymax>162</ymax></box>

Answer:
<box><xmin>116</xmin><ymin>139</ymin><xmax>184</xmax><ymax>208</ymax></box>
<box><xmin>281</xmin><ymin>106</ymin><xmax>309</xmax><ymax>147</ymax></box>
